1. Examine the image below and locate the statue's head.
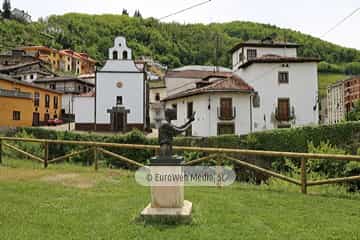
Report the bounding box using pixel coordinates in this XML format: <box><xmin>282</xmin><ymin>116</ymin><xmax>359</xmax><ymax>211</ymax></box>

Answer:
<box><xmin>165</xmin><ymin>108</ymin><xmax>177</xmax><ymax>122</ymax></box>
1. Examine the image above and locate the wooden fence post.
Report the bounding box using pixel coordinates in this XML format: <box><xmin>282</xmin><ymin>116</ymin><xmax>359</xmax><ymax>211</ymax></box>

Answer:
<box><xmin>0</xmin><ymin>139</ymin><xmax>2</xmax><ymax>164</ymax></box>
<box><xmin>44</xmin><ymin>141</ymin><xmax>49</xmax><ymax>168</ymax></box>
<box><xmin>300</xmin><ymin>158</ymin><xmax>307</xmax><ymax>194</ymax></box>
<box><xmin>94</xmin><ymin>147</ymin><xmax>98</xmax><ymax>171</ymax></box>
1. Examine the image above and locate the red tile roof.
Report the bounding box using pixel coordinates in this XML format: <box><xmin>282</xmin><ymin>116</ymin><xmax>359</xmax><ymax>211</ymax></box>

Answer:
<box><xmin>166</xmin><ymin>70</ymin><xmax>232</xmax><ymax>79</ymax></box>
<box><xmin>163</xmin><ymin>74</ymin><xmax>254</xmax><ymax>101</ymax></box>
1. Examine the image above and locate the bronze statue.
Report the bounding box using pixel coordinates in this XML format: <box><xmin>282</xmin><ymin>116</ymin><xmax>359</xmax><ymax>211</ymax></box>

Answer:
<box><xmin>158</xmin><ymin>108</ymin><xmax>195</xmax><ymax>160</ymax></box>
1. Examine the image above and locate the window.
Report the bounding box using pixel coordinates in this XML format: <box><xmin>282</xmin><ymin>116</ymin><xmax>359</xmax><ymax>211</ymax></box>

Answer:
<box><xmin>34</xmin><ymin>92</ymin><xmax>40</xmax><ymax>106</ymax></box>
<box><xmin>14</xmin><ymin>88</ymin><xmax>20</xmax><ymax>92</ymax></box>
<box><xmin>116</xmin><ymin>96</ymin><xmax>123</xmax><ymax>105</ymax></box>
<box><xmin>278</xmin><ymin>72</ymin><xmax>289</xmax><ymax>84</ymax></box>
<box><xmin>253</xmin><ymin>93</ymin><xmax>260</xmax><ymax>108</ymax></box>
<box><xmin>54</xmin><ymin>96</ymin><xmax>58</xmax><ymax>109</ymax></box>
<box><xmin>277</xmin><ymin>98</ymin><xmax>290</xmax><ymax>121</ymax></box>
<box><xmin>45</xmin><ymin>94</ymin><xmax>50</xmax><ymax>108</ymax></box>
<box><xmin>30</xmin><ymin>74</ymin><xmax>34</xmax><ymax>80</ymax></box>
<box><xmin>113</xmin><ymin>51</ymin><xmax>118</xmax><ymax>60</ymax></box>
<box><xmin>44</xmin><ymin>113</ymin><xmax>50</xmax><ymax>122</ymax></box>
<box><xmin>217</xmin><ymin>123</ymin><xmax>235</xmax><ymax>135</ymax></box>
<box><xmin>172</xmin><ymin>104</ymin><xmax>178</xmax><ymax>120</ymax></box>
<box><xmin>122</xmin><ymin>51</ymin><xmax>128</xmax><ymax>59</ymax></box>
<box><xmin>247</xmin><ymin>49</ymin><xmax>257</xmax><ymax>60</ymax></box>
<box><xmin>67</xmin><ymin>65</ymin><xmax>71</xmax><ymax>71</ymax></box>
<box><xmin>187</xmin><ymin>102</ymin><xmax>193</xmax><ymax>119</ymax></box>
<box><xmin>50</xmin><ymin>83</ymin><xmax>56</xmax><ymax>89</ymax></box>
<box><xmin>155</xmin><ymin>93</ymin><xmax>160</xmax><ymax>101</ymax></box>
<box><xmin>83</xmin><ymin>86</ymin><xmax>87</xmax><ymax>93</ymax></box>
<box><xmin>239</xmin><ymin>49</ymin><xmax>244</xmax><ymax>62</ymax></box>
<box><xmin>219</xmin><ymin>98</ymin><xmax>233</xmax><ymax>120</ymax></box>
<box><xmin>13</xmin><ymin>111</ymin><xmax>21</xmax><ymax>121</ymax></box>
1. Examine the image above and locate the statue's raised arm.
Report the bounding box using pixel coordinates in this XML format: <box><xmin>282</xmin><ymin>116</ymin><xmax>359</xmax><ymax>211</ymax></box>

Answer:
<box><xmin>172</xmin><ymin>112</ymin><xmax>196</xmax><ymax>133</ymax></box>
<box><xmin>158</xmin><ymin>109</ymin><xmax>196</xmax><ymax>159</ymax></box>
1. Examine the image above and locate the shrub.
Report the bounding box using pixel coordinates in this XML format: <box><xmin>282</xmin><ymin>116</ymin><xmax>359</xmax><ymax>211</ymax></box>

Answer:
<box><xmin>307</xmin><ymin>141</ymin><xmax>347</xmax><ymax>178</ymax></box>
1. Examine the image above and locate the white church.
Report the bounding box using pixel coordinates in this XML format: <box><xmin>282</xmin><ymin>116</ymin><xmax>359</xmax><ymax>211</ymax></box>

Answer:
<box><xmin>74</xmin><ymin>37</ymin><xmax>148</xmax><ymax>131</ymax></box>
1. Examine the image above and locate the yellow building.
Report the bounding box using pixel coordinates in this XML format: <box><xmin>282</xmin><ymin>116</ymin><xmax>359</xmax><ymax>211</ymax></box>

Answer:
<box><xmin>19</xmin><ymin>46</ymin><xmax>60</xmax><ymax>72</ymax></box>
<box><xmin>0</xmin><ymin>74</ymin><xmax>62</xmax><ymax>127</ymax></box>
<box><xmin>19</xmin><ymin>46</ymin><xmax>96</xmax><ymax>75</ymax></box>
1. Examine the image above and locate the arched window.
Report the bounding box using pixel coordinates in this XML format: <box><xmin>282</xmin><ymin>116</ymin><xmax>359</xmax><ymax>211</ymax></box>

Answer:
<box><xmin>113</xmin><ymin>51</ymin><xmax>118</xmax><ymax>60</ymax></box>
<box><xmin>122</xmin><ymin>51</ymin><xmax>128</xmax><ymax>60</ymax></box>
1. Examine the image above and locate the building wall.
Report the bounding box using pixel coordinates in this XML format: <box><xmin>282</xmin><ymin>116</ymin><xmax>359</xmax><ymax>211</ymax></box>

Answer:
<box><xmin>96</xmin><ymin>72</ymin><xmax>144</xmax><ymax>125</ymax></box>
<box><xmin>344</xmin><ymin>77</ymin><xmax>360</xmax><ymax>113</ymax></box>
<box><xmin>165</xmin><ymin>77</ymin><xmax>199</xmax><ymax>96</ymax></box>
<box><xmin>0</xmin><ymin>96</ymin><xmax>33</xmax><ymax>127</ymax></box>
<box><xmin>165</xmin><ymin>92</ymin><xmax>251</xmax><ymax>137</ymax></box>
<box><xmin>22</xmin><ymin>47</ymin><xmax>95</xmax><ymax>75</ymax></box>
<box><xmin>327</xmin><ymin>82</ymin><xmax>345</xmax><ymax>124</ymax></box>
<box><xmin>74</xmin><ymin>97</ymin><xmax>94</xmax><ymax>123</ymax></box>
<box><xmin>236</xmin><ymin>62</ymin><xmax>319</xmax><ymax>131</ymax></box>
<box><xmin>149</xmin><ymin>87</ymin><xmax>167</xmax><ymax>125</ymax></box>
<box><xmin>232</xmin><ymin>47</ymin><xmax>298</xmax><ymax>70</ymax></box>
<box><xmin>0</xmin><ymin>54</ymin><xmax>35</xmax><ymax>66</ymax></box>
<box><xmin>0</xmin><ymin>79</ymin><xmax>62</xmax><ymax>126</ymax></box>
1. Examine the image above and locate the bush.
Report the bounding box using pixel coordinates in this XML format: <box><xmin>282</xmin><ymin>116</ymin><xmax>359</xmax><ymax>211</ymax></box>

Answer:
<box><xmin>307</xmin><ymin>141</ymin><xmax>347</xmax><ymax>178</ymax></box>
<box><xmin>4</xmin><ymin>121</ymin><xmax>360</xmax><ymax>191</ymax></box>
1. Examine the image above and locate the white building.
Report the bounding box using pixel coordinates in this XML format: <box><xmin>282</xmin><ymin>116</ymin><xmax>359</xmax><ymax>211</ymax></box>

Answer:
<box><xmin>34</xmin><ymin>76</ymin><xmax>94</xmax><ymax>115</ymax></box>
<box><xmin>11</xmin><ymin>8</ymin><xmax>32</xmax><ymax>23</ymax></box>
<box><xmin>165</xmin><ymin>65</ymin><xmax>232</xmax><ymax>96</ymax></box>
<box><xmin>149</xmin><ymin>79</ymin><xmax>166</xmax><ymax>127</ymax></box>
<box><xmin>74</xmin><ymin>36</ymin><xmax>147</xmax><ymax>132</ymax></box>
<box><xmin>163</xmin><ymin>74</ymin><xmax>254</xmax><ymax>136</ymax></box>
<box><xmin>233</xmin><ymin>38</ymin><xmax>320</xmax><ymax>131</ymax></box>
<box><xmin>327</xmin><ymin>80</ymin><xmax>345</xmax><ymax>124</ymax></box>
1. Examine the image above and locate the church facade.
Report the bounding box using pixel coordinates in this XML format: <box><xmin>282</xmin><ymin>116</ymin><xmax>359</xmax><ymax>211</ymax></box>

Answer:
<box><xmin>74</xmin><ymin>36</ymin><xmax>148</xmax><ymax>132</ymax></box>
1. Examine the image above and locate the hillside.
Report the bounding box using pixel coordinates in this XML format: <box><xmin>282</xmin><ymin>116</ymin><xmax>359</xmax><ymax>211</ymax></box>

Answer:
<box><xmin>1</xmin><ymin>13</ymin><xmax>360</xmax><ymax>73</ymax></box>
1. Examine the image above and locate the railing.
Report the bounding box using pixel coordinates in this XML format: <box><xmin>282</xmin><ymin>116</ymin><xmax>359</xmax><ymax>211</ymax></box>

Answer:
<box><xmin>1</xmin><ymin>136</ymin><xmax>360</xmax><ymax>194</ymax></box>
<box><xmin>0</xmin><ymin>89</ymin><xmax>32</xmax><ymax>99</ymax></box>
<box><xmin>217</xmin><ymin>107</ymin><xmax>236</xmax><ymax>121</ymax></box>
<box><xmin>274</xmin><ymin>106</ymin><xmax>295</xmax><ymax>122</ymax></box>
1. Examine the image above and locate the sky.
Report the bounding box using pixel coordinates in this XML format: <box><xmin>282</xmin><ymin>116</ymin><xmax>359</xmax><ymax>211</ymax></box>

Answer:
<box><xmin>10</xmin><ymin>0</ymin><xmax>360</xmax><ymax>50</ymax></box>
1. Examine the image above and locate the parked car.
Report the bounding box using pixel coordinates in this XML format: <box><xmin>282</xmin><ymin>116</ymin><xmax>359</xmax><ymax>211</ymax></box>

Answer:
<box><xmin>47</xmin><ymin>118</ymin><xmax>64</xmax><ymax>126</ymax></box>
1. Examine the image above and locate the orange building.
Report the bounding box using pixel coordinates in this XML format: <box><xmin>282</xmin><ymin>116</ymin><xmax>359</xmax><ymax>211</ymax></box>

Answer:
<box><xmin>0</xmin><ymin>74</ymin><xmax>62</xmax><ymax>127</ymax></box>
<box><xmin>19</xmin><ymin>46</ymin><xmax>96</xmax><ymax>75</ymax></box>
<box><xmin>344</xmin><ymin>76</ymin><xmax>360</xmax><ymax>113</ymax></box>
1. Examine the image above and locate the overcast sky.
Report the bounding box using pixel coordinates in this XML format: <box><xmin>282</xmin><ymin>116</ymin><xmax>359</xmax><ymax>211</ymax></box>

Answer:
<box><xmin>11</xmin><ymin>0</ymin><xmax>360</xmax><ymax>50</ymax></box>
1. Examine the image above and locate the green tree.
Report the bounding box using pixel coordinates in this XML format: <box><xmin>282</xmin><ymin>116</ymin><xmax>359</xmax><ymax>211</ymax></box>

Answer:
<box><xmin>122</xmin><ymin>9</ymin><xmax>129</xmax><ymax>16</ymax></box>
<box><xmin>2</xmin><ymin>0</ymin><xmax>11</xmax><ymax>19</ymax></box>
<box><xmin>134</xmin><ymin>10</ymin><xmax>142</xmax><ymax>18</ymax></box>
<box><xmin>347</xmin><ymin>100</ymin><xmax>360</xmax><ymax>121</ymax></box>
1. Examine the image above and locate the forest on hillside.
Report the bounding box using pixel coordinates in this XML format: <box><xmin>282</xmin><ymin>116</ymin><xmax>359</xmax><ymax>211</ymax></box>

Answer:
<box><xmin>0</xmin><ymin>13</ymin><xmax>360</xmax><ymax>73</ymax></box>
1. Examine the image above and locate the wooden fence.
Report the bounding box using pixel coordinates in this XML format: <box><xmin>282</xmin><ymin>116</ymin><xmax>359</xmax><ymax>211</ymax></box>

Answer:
<box><xmin>1</xmin><ymin>136</ymin><xmax>360</xmax><ymax>194</ymax></box>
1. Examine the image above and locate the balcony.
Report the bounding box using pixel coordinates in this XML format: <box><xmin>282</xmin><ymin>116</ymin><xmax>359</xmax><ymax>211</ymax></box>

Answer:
<box><xmin>274</xmin><ymin>106</ymin><xmax>295</xmax><ymax>122</ymax></box>
<box><xmin>0</xmin><ymin>88</ymin><xmax>32</xmax><ymax>99</ymax></box>
<box><xmin>217</xmin><ymin>107</ymin><xmax>236</xmax><ymax>121</ymax></box>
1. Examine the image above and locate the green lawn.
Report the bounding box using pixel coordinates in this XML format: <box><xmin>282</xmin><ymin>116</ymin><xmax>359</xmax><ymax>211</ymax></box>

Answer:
<box><xmin>1</xmin><ymin>158</ymin><xmax>360</xmax><ymax>240</ymax></box>
<box><xmin>318</xmin><ymin>73</ymin><xmax>347</xmax><ymax>97</ymax></box>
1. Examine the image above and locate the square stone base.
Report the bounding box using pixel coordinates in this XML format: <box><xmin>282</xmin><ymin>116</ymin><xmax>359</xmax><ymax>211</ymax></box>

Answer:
<box><xmin>140</xmin><ymin>200</ymin><xmax>192</xmax><ymax>223</ymax></box>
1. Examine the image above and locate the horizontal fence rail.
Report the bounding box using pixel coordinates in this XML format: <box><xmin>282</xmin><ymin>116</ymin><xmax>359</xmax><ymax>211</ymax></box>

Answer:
<box><xmin>1</xmin><ymin>136</ymin><xmax>360</xmax><ymax>194</ymax></box>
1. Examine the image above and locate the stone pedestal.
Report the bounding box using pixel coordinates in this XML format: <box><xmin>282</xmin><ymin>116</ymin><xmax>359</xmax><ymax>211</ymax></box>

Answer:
<box><xmin>140</xmin><ymin>156</ymin><xmax>192</xmax><ymax>222</ymax></box>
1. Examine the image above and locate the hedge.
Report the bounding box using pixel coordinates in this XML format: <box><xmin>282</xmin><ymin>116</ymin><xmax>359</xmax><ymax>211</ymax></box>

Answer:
<box><xmin>5</xmin><ymin>121</ymin><xmax>360</xmax><ymax>157</ymax></box>
<box><xmin>3</xmin><ymin>122</ymin><xmax>360</xmax><ymax>190</ymax></box>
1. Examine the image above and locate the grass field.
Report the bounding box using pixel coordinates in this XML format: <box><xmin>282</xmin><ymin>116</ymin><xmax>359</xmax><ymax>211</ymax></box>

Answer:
<box><xmin>1</xmin><ymin>158</ymin><xmax>360</xmax><ymax>240</ymax></box>
<box><xmin>318</xmin><ymin>73</ymin><xmax>347</xmax><ymax>97</ymax></box>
